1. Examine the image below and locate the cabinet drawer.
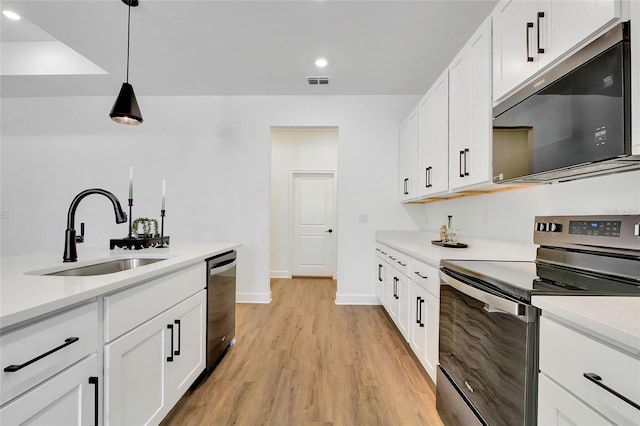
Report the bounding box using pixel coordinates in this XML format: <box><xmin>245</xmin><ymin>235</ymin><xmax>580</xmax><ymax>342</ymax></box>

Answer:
<box><xmin>540</xmin><ymin>316</ymin><xmax>640</xmax><ymax>425</ymax></box>
<box><xmin>410</xmin><ymin>258</ymin><xmax>440</xmax><ymax>297</ymax></box>
<box><xmin>0</xmin><ymin>302</ymin><xmax>98</xmax><ymax>406</ymax></box>
<box><xmin>104</xmin><ymin>263</ymin><xmax>204</xmax><ymax>342</ymax></box>
<box><xmin>387</xmin><ymin>248</ymin><xmax>410</xmax><ymax>276</ymax></box>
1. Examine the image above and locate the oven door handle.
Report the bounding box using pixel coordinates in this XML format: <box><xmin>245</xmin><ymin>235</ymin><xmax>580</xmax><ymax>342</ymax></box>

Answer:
<box><xmin>440</xmin><ymin>271</ymin><xmax>535</xmax><ymax>323</ymax></box>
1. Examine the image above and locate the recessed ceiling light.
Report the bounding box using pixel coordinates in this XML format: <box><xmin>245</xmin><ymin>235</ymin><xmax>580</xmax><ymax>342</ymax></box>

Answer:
<box><xmin>2</xmin><ymin>10</ymin><xmax>21</xmax><ymax>20</ymax></box>
<box><xmin>315</xmin><ymin>58</ymin><xmax>328</xmax><ymax>68</ymax></box>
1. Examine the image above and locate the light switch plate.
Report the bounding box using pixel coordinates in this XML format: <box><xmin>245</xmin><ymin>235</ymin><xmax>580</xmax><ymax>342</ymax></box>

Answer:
<box><xmin>359</xmin><ymin>214</ymin><xmax>369</xmax><ymax>224</ymax></box>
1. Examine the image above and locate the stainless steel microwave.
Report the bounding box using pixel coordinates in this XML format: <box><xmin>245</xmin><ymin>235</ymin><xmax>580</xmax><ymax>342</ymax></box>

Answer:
<box><xmin>493</xmin><ymin>22</ymin><xmax>638</xmax><ymax>184</ymax></box>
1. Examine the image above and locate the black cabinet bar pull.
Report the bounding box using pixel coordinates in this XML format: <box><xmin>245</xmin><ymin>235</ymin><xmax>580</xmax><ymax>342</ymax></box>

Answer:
<box><xmin>174</xmin><ymin>319</ymin><xmax>181</xmax><ymax>356</ymax></box>
<box><xmin>526</xmin><ymin>22</ymin><xmax>534</xmax><ymax>62</ymax></box>
<box><xmin>425</xmin><ymin>167</ymin><xmax>429</xmax><ymax>188</ymax></box>
<box><xmin>459</xmin><ymin>151</ymin><xmax>464</xmax><ymax>177</ymax></box>
<box><xmin>4</xmin><ymin>337</ymin><xmax>79</xmax><ymax>372</ymax></box>
<box><xmin>416</xmin><ymin>297</ymin><xmax>421</xmax><ymax>324</ymax></box>
<box><xmin>167</xmin><ymin>324</ymin><xmax>174</xmax><ymax>362</ymax></box>
<box><xmin>583</xmin><ymin>373</ymin><xmax>640</xmax><ymax>410</ymax></box>
<box><xmin>89</xmin><ymin>376</ymin><xmax>99</xmax><ymax>426</ymax></box>
<box><xmin>378</xmin><ymin>264</ymin><xmax>383</xmax><ymax>282</ymax></box>
<box><xmin>464</xmin><ymin>148</ymin><xmax>470</xmax><ymax>176</ymax></box>
<box><xmin>537</xmin><ymin>12</ymin><xmax>545</xmax><ymax>53</ymax></box>
<box><xmin>419</xmin><ymin>299</ymin><xmax>425</xmax><ymax>327</ymax></box>
<box><xmin>414</xmin><ymin>271</ymin><xmax>428</xmax><ymax>280</ymax></box>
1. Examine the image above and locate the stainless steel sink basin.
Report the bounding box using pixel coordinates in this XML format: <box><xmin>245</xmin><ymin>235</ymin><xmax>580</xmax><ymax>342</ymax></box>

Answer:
<box><xmin>46</xmin><ymin>258</ymin><xmax>168</xmax><ymax>276</ymax></box>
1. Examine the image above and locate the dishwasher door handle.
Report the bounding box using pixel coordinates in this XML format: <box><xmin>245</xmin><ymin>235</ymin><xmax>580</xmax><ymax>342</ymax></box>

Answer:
<box><xmin>209</xmin><ymin>260</ymin><xmax>237</xmax><ymax>275</ymax></box>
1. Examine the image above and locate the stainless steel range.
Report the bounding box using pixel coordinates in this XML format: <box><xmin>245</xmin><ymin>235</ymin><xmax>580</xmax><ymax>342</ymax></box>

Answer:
<box><xmin>437</xmin><ymin>215</ymin><xmax>640</xmax><ymax>426</ymax></box>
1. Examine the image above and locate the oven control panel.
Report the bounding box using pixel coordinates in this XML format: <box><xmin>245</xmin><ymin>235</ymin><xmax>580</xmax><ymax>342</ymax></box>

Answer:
<box><xmin>534</xmin><ymin>215</ymin><xmax>640</xmax><ymax>250</ymax></box>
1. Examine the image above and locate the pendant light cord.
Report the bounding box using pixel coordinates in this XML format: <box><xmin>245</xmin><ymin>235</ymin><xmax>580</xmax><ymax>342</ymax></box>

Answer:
<box><xmin>126</xmin><ymin>1</ymin><xmax>131</xmax><ymax>83</ymax></box>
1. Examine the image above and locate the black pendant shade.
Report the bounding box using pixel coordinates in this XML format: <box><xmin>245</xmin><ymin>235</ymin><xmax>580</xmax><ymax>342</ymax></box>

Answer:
<box><xmin>110</xmin><ymin>83</ymin><xmax>143</xmax><ymax>125</ymax></box>
<box><xmin>110</xmin><ymin>0</ymin><xmax>143</xmax><ymax>125</ymax></box>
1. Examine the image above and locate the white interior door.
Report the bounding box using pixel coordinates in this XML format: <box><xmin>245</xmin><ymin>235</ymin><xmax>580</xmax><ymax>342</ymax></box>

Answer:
<box><xmin>291</xmin><ymin>172</ymin><xmax>336</xmax><ymax>277</ymax></box>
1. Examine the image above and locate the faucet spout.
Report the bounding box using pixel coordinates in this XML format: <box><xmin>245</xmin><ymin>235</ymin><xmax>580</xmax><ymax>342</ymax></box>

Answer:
<box><xmin>63</xmin><ymin>188</ymin><xmax>128</xmax><ymax>262</ymax></box>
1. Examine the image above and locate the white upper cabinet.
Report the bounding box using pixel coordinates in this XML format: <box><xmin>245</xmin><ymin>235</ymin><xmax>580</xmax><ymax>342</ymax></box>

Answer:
<box><xmin>417</xmin><ymin>69</ymin><xmax>449</xmax><ymax>198</ymax></box>
<box><xmin>493</xmin><ymin>0</ymin><xmax>620</xmax><ymax>102</ymax></box>
<box><xmin>449</xmin><ymin>17</ymin><xmax>493</xmax><ymax>190</ymax></box>
<box><xmin>399</xmin><ymin>107</ymin><xmax>419</xmax><ymax>202</ymax></box>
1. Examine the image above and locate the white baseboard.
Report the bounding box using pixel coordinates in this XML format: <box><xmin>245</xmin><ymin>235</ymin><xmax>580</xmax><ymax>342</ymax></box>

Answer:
<box><xmin>270</xmin><ymin>270</ymin><xmax>291</xmax><ymax>279</ymax></box>
<box><xmin>335</xmin><ymin>293</ymin><xmax>381</xmax><ymax>305</ymax></box>
<box><xmin>236</xmin><ymin>291</ymin><xmax>272</xmax><ymax>304</ymax></box>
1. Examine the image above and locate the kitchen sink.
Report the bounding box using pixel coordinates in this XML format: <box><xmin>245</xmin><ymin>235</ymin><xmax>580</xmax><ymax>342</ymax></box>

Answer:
<box><xmin>45</xmin><ymin>257</ymin><xmax>168</xmax><ymax>277</ymax></box>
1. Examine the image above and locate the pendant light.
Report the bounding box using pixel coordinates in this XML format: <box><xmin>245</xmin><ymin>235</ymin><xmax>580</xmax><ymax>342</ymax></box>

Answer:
<box><xmin>110</xmin><ymin>0</ymin><xmax>143</xmax><ymax>125</ymax></box>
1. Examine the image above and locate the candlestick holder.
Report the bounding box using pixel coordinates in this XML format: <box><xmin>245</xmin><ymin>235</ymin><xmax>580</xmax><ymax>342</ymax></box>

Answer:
<box><xmin>127</xmin><ymin>198</ymin><xmax>134</xmax><ymax>239</ymax></box>
<box><xmin>158</xmin><ymin>209</ymin><xmax>167</xmax><ymax>248</ymax></box>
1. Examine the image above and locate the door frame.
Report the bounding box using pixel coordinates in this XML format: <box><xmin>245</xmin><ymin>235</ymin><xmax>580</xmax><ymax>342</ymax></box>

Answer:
<box><xmin>289</xmin><ymin>170</ymin><xmax>338</xmax><ymax>279</ymax></box>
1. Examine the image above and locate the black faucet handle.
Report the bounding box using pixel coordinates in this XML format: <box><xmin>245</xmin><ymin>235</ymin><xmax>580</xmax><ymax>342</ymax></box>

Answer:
<box><xmin>75</xmin><ymin>222</ymin><xmax>85</xmax><ymax>243</ymax></box>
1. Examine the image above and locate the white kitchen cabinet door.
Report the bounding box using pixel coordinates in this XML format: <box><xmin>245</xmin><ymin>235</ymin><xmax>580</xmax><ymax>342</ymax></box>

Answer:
<box><xmin>409</xmin><ymin>282</ymin><xmax>428</xmax><ymax>364</ymax></box>
<box><xmin>538</xmin><ymin>373</ymin><xmax>613</xmax><ymax>426</ymax></box>
<box><xmin>397</xmin><ymin>273</ymin><xmax>410</xmax><ymax>341</ymax></box>
<box><xmin>375</xmin><ymin>258</ymin><xmax>389</xmax><ymax>310</ymax></box>
<box><xmin>417</xmin><ymin>69</ymin><xmax>449</xmax><ymax>198</ymax></box>
<box><xmin>537</xmin><ymin>0</ymin><xmax>619</xmax><ymax>70</ymax></box>
<box><xmin>389</xmin><ymin>274</ymin><xmax>400</xmax><ymax>323</ymax></box>
<box><xmin>104</xmin><ymin>310</ymin><xmax>172</xmax><ymax>426</ymax></box>
<box><xmin>168</xmin><ymin>291</ymin><xmax>206</xmax><ymax>401</ymax></box>
<box><xmin>493</xmin><ymin>0</ymin><xmax>619</xmax><ymax>102</ymax></box>
<box><xmin>492</xmin><ymin>0</ymin><xmax>539</xmax><ymax>101</ymax></box>
<box><xmin>0</xmin><ymin>354</ymin><xmax>99</xmax><ymax>426</ymax></box>
<box><xmin>449</xmin><ymin>17</ymin><xmax>492</xmax><ymax>190</ymax></box>
<box><xmin>399</xmin><ymin>107</ymin><xmax>419</xmax><ymax>202</ymax></box>
<box><xmin>423</xmin><ymin>291</ymin><xmax>439</xmax><ymax>383</ymax></box>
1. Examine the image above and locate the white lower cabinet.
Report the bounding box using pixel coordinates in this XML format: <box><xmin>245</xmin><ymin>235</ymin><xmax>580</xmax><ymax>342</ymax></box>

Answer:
<box><xmin>538</xmin><ymin>373</ymin><xmax>613</xmax><ymax>426</ymax></box>
<box><xmin>375</xmin><ymin>252</ymin><xmax>390</xmax><ymax>311</ymax></box>
<box><xmin>409</xmin><ymin>259</ymin><xmax>440</xmax><ymax>383</ymax></box>
<box><xmin>0</xmin><ymin>354</ymin><xmax>99</xmax><ymax>426</ymax></box>
<box><xmin>104</xmin><ymin>290</ymin><xmax>205</xmax><ymax>426</ymax></box>
<box><xmin>538</xmin><ymin>315</ymin><xmax>640</xmax><ymax>425</ymax></box>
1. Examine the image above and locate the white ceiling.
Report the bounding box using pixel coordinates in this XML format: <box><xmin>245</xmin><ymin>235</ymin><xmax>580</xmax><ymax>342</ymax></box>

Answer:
<box><xmin>0</xmin><ymin>0</ymin><xmax>498</xmax><ymax>97</ymax></box>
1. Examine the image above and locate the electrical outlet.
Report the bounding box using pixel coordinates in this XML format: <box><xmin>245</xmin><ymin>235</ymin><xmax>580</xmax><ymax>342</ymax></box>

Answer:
<box><xmin>358</xmin><ymin>214</ymin><xmax>369</xmax><ymax>224</ymax></box>
<box><xmin>481</xmin><ymin>210</ymin><xmax>489</xmax><ymax>225</ymax></box>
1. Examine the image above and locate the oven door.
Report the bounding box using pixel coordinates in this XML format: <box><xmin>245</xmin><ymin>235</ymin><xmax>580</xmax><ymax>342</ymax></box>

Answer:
<box><xmin>437</xmin><ymin>270</ymin><xmax>539</xmax><ymax>426</ymax></box>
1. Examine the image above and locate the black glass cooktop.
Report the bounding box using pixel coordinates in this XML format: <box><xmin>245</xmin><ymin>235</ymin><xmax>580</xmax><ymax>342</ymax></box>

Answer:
<box><xmin>441</xmin><ymin>259</ymin><xmax>640</xmax><ymax>303</ymax></box>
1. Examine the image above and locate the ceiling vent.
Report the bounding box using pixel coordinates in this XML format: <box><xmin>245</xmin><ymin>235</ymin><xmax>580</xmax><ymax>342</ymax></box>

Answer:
<box><xmin>307</xmin><ymin>76</ymin><xmax>330</xmax><ymax>85</ymax></box>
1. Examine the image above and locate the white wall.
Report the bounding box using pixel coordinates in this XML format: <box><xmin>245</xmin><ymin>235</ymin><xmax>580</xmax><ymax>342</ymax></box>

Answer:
<box><xmin>0</xmin><ymin>95</ymin><xmax>419</xmax><ymax>304</ymax></box>
<box><xmin>270</xmin><ymin>127</ymin><xmax>338</xmax><ymax>278</ymax></box>
<box><xmin>405</xmin><ymin>171</ymin><xmax>640</xmax><ymax>243</ymax></box>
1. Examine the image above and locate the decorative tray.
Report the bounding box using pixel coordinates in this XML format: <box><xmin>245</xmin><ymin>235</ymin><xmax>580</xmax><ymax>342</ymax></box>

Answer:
<box><xmin>431</xmin><ymin>240</ymin><xmax>468</xmax><ymax>248</ymax></box>
<box><xmin>110</xmin><ymin>236</ymin><xmax>170</xmax><ymax>250</ymax></box>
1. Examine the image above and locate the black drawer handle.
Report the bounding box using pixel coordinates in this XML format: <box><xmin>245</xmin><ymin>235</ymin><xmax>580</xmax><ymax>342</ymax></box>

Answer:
<box><xmin>174</xmin><ymin>319</ymin><xmax>181</xmax><ymax>356</ymax></box>
<box><xmin>397</xmin><ymin>261</ymin><xmax>406</xmax><ymax>267</ymax></box>
<box><xmin>583</xmin><ymin>373</ymin><xmax>640</xmax><ymax>410</ymax></box>
<box><xmin>414</xmin><ymin>271</ymin><xmax>428</xmax><ymax>280</ymax></box>
<box><xmin>4</xmin><ymin>337</ymin><xmax>79</xmax><ymax>372</ymax></box>
<box><xmin>167</xmin><ymin>324</ymin><xmax>174</xmax><ymax>362</ymax></box>
<box><xmin>89</xmin><ymin>376</ymin><xmax>99</xmax><ymax>426</ymax></box>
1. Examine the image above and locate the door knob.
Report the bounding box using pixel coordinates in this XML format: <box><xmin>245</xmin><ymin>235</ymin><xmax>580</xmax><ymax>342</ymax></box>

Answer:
<box><xmin>326</xmin><ymin>229</ymin><xmax>333</xmax><ymax>233</ymax></box>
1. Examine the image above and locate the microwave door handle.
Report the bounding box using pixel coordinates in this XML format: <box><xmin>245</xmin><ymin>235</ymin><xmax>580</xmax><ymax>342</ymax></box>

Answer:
<box><xmin>439</xmin><ymin>271</ymin><xmax>535</xmax><ymax>323</ymax></box>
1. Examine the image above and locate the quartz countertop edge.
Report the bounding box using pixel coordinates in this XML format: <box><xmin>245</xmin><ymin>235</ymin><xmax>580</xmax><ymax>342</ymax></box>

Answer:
<box><xmin>0</xmin><ymin>243</ymin><xmax>241</xmax><ymax>330</ymax></box>
<box><xmin>376</xmin><ymin>230</ymin><xmax>538</xmax><ymax>267</ymax></box>
<box><xmin>532</xmin><ymin>296</ymin><xmax>640</xmax><ymax>357</ymax></box>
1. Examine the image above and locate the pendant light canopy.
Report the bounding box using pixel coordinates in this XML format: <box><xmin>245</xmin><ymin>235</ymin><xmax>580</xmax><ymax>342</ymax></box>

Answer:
<box><xmin>110</xmin><ymin>0</ymin><xmax>143</xmax><ymax>125</ymax></box>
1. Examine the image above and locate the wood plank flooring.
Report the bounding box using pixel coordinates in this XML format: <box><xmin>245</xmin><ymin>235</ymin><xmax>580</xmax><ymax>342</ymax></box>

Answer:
<box><xmin>162</xmin><ymin>278</ymin><xmax>443</xmax><ymax>426</ymax></box>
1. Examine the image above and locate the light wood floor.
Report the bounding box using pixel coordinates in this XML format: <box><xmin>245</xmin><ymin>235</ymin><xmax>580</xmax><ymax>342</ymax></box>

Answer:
<box><xmin>162</xmin><ymin>278</ymin><xmax>443</xmax><ymax>426</ymax></box>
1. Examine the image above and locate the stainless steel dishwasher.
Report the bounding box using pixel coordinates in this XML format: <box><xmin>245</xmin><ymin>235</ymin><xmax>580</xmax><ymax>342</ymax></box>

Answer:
<box><xmin>204</xmin><ymin>250</ymin><xmax>236</xmax><ymax>375</ymax></box>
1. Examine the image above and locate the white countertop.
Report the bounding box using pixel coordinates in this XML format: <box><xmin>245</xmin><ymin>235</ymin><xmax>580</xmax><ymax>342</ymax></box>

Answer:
<box><xmin>0</xmin><ymin>243</ymin><xmax>240</xmax><ymax>330</ymax></box>
<box><xmin>377</xmin><ymin>231</ymin><xmax>639</xmax><ymax>355</ymax></box>
<box><xmin>533</xmin><ymin>296</ymin><xmax>640</xmax><ymax>356</ymax></box>
<box><xmin>376</xmin><ymin>230</ymin><xmax>538</xmax><ymax>267</ymax></box>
